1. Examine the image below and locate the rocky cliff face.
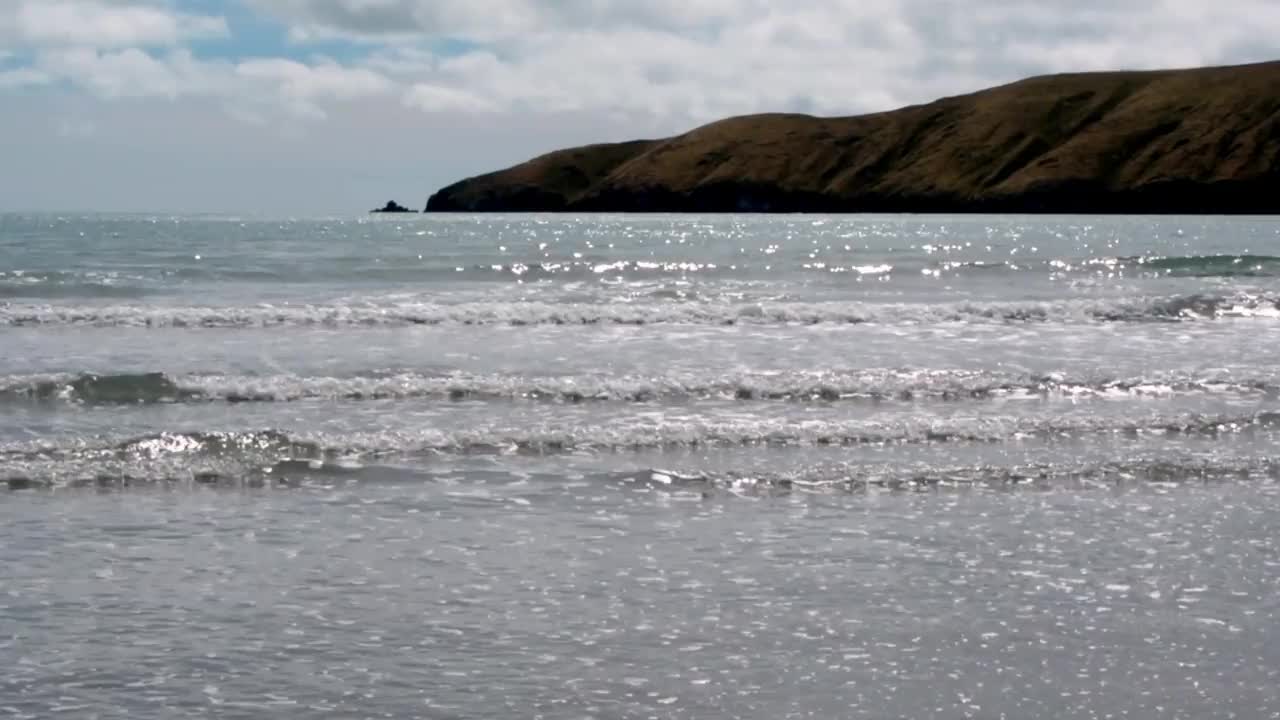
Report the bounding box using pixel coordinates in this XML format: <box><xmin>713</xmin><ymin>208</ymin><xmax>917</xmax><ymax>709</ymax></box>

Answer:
<box><xmin>426</xmin><ymin>61</ymin><xmax>1280</xmax><ymax>214</ymax></box>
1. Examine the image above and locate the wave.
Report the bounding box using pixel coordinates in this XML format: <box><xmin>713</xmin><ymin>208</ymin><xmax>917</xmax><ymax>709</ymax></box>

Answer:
<box><xmin>633</xmin><ymin>457</ymin><xmax>1280</xmax><ymax>494</ymax></box>
<box><xmin>0</xmin><ymin>270</ymin><xmax>154</xmax><ymax>299</ymax></box>
<box><xmin>10</xmin><ymin>253</ymin><xmax>1278</xmax><ymax>292</ymax></box>
<box><xmin>1013</xmin><ymin>254</ymin><xmax>1280</xmax><ymax>278</ymax></box>
<box><xmin>0</xmin><ymin>284</ymin><xmax>152</xmax><ymax>300</ymax></box>
<box><xmin>463</xmin><ymin>253</ymin><xmax>1280</xmax><ymax>280</ymax></box>
<box><xmin>837</xmin><ymin>254</ymin><xmax>1280</xmax><ymax>279</ymax></box>
<box><xmin>2</xmin><ymin>369</ymin><xmax>1276</xmax><ymax>406</ymax></box>
<box><xmin>2</xmin><ymin>291</ymin><xmax>1277</xmax><ymax>328</ymax></box>
<box><xmin>1135</xmin><ymin>254</ymin><xmax>1280</xmax><ymax>278</ymax></box>
<box><xmin>4</xmin><ymin>409</ymin><xmax>1278</xmax><ymax>466</ymax></box>
<box><xmin>6</xmin><ymin>444</ymin><xmax>1280</xmax><ymax>492</ymax></box>
<box><xmin>1</xmin><ymin>373</ymin><xmax>197</xmax><ymax>404</ymax></box>
<box><xmin>2</xmin><ymin>430</ymin><xmax>326</xmax><ymax>489</ymax></box>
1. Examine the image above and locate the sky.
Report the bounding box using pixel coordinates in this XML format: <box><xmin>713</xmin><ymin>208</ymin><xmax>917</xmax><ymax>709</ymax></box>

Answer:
<box><xmin>1</xmin><ymin>0</ymin><xmax>1277</xmax><ymax>214</ymax></box>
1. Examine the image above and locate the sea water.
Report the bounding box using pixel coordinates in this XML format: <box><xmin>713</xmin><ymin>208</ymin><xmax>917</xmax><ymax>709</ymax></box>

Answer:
<box><xmin>2</xmin><ymin>213</ymin><xmax>1279</xmax><ymax>718</ymax></box>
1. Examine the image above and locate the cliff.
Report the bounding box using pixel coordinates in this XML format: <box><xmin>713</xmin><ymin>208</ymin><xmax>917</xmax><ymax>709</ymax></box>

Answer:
<box><xmin>425</xmin><ymin>61</ymin><xmax>1280</xmax><ymax>214</ymax></box>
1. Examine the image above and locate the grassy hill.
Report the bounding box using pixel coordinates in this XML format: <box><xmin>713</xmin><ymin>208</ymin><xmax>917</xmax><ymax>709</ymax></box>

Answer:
<box><xmin>426</xmin><ymin>61</ymin><xmax>1280</xmax><ymax>213</ymax></box>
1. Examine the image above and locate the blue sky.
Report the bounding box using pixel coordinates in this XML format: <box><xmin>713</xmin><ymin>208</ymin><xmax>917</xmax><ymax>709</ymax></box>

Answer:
<box><xmin>1</xmin><ymin>0</ymin><xmax>1277</xmax><ymax>214</ymax></box>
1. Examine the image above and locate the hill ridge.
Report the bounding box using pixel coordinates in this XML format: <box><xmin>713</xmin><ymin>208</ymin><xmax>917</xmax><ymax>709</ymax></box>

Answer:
<box><xmin>426</xmin><ymin>60</ymin><xmax>1280</xmax><ymax>214</ymax></box>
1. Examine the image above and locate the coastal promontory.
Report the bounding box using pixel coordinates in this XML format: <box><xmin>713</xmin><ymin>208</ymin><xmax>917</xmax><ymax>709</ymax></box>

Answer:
<box><xmin>426</xmin><ymin>61</ymin><xmax>1280</xmax><ymax>214</ymax></box>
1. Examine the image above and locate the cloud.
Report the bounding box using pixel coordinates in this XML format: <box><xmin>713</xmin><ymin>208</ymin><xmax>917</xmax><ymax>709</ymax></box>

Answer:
<box><xmin>0</xmin><ymin>67</ymin><xmax>50</xmax><ymax>89</ymax></box>
<box><xmin>56</xmin><ymin>118</ymin><xmax>97</xmax><ymax>138</ymax></box>
<box><xmin>3</xmin><ymin>0</ymin><xmax>227</xmax><ymax>49</ymax></box>
<box><xmin>7</xmin><ymin>1</ymin><xmax>1280</xmax><ymax>125</ymax></box>
<box><xmin>248</xmin><ymin>0</ymin><xmax>542</xmax><ymax>41</ymax></box>
<box><xmin>236</xmin><ymin>58</ymin><xmax>395</xmax><ymax>117</ymax></box>
<box><xmin>34</xmin><ymin>47</ymin><xmax>215</xmax><ymax>98</ymax></box>
<box><xmin>247</xmin><ymin>0</ymin><xmax>1280</xmax><ymax>123</ymax></box>
<box><xmin>250</xmin><ymin>0</ymin><xmax>801</xmax><ymax>38</ymax></box>
<box><xmin>985</xmin><ymin>1</ymin><xmax>1280</xmax><ymax>73</ymax></box>
<box><xmin>22</xmin><ymin>46</ymin><xmax>392</xmax><ymax>120</ymax></box>
<box><xmin>402</xmin><ymin>83</ymin><xmax>498</xmax><ymax>114</ymax></box>
<box><xmin>401</xmin><ymin>22</ymin><xmax>927</xmax><ymax>119</ymax></box>
<box><xmin>3</xmin><ymin>0</ymin><xmax>1280</xmax><ymax>214</ymax></box>
<box><xmin>0</xmin><ymin>1</ymin><xmax>395</xmax><ymax>120</ymax></box>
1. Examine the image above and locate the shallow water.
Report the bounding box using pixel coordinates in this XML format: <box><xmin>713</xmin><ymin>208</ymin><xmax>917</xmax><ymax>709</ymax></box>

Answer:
<box><xmin>2</xmin><ymin>213</ymin><xmax>1279</xmax><ymax>717</ymax></box>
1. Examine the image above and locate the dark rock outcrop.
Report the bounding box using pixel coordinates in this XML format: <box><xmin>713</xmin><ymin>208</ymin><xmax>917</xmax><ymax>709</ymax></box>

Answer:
<box><xmin>426</xmin><ymin>61</ymin><xmax>1280</xmax><ymax>214</ymax></box>
<box><xmin>371</xmin><ymin>200</ymin><xmax>416</xmax><ymax>213</ymax></box>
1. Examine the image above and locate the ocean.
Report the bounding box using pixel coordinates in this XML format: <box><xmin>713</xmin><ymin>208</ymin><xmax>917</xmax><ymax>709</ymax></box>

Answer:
<box><xmin>2</xmin><ymin>212</ymin><xmax>1279</xmax><ymax>718</ymax></box>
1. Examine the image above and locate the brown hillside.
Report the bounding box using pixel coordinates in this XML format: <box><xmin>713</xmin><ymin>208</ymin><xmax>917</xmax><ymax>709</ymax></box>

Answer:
<box><xmin>425</xmin><ymin>61</ymin><xmax>1280</xmax><ymax>213</ymax></box>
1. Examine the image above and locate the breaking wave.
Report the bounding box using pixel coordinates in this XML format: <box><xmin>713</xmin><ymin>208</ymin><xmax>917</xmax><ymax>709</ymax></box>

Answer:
<box><xmin>2</xmin><ymin>369</ymin><xmax>1276</xmax><ymax>405</ymax></box>
<box><xmin>632</xmin><ymin>456</ymin><xmax>1280</xmax><ymax>494</ymax></box>
<box><xmin>1136</xmin><ymin>254</ymin><xmax>1280</xmax><ymax>278</ymax></box>
<box><xmin>6</xmin><ymin>436</ymin><xmax>1280</xmax><ymax>491</ymax></box>
<box><xmin>1</xmin><ymin>291</ymin><xmax>1278</xmax><ymax>328</ymax></box>
<box><xmin>4</xmin><ymin>409</ymin><xmax>1280</xmax><ymax>484</ymax></box>
<box><xmin>0</xmin><ymin>270</ymin><xmax>154</xmax><ymax>299</ymax></box>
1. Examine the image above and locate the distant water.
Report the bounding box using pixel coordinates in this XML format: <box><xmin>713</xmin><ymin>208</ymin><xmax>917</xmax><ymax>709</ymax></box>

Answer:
<box><xmin>3</xmin><ymin>213</ymin><xmax>1279</xmax><ymax>718</ymax></box>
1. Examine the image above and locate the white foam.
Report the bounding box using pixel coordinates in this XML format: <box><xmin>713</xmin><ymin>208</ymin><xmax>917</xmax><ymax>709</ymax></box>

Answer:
<box><xmin>2</xmin><ymin>368</ymin><xmax>1275</xmax><ymax>404</ymax></box>
<box><xmin>1</xmin><ymin>291</ymin><xmax>1276</xmax><ymax>328</ymax></box>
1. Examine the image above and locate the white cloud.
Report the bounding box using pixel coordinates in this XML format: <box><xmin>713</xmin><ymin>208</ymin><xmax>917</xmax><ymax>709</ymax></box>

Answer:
<box><xmin>22</xmin><ymin>46</ymin><xmax>393</xmax><ymax>120</ymax></box>
<box><xmin>236</xmin><ymin>58</ymin><xmax>394</xmax><ymax>101</ymax></box>
<box><xmin>0</xmin><ymin>1</ymin><xmax>395</xmax><ymax>120</ymax></box>
<box><xmin>246</xmin><ymin>0</ymin><xmax>1280</xmax><ymax>123</ymax></box>
<box><xmin>5</xmin><ymin>0</ymin><xmax>227</xmax><ymax>49</ymax></box>
<box><xmin>0</xmin><ymin>67</ymin><xmax>50</xmax><ymax>89</ymax></box>
<box><xmin>402</xmin><ymin>83</ymin><xmax>498</xmax><ymax>113</ymax></box>
<box><xmin>56</xmin><ymin>117</ymin><xmax>97</xmax><ymax>138</ymax></box>
<box><xmin>249</xmin><ymin>0</ymin><xmax>542</xmax><ymax>41</ymax></box>
<box><xmin>35</xmin><ymin>47</ymin><xmax>208</xmax><ymax>98</ymax></box>
<box><xmin>236</xmin><ymin>58</ymin><xmax>394</xmax><ymax>117</ymax></box>
<box><xmin>7</xmin><ymin>1</ymin><xmax>1279</xmax><ymax>125</ymax></box>
<box><xmin>988</xmin><ymin>1</ymin><xmax>1280</xmax><ymax>73</ymax></box>
<box><xmin>345</xmin><ymin>5</ymin><xmax>938</xmax><ymax>120</ymax></box>
<box><xmin>250</xmin><ymin>0</ymin><xmax>795</xmax><ymax>38</ymax></box>
<box><xmin>3</xmin><ymin>0</ymin><xmax>1280</xmax><ymax>213</ymax></box>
